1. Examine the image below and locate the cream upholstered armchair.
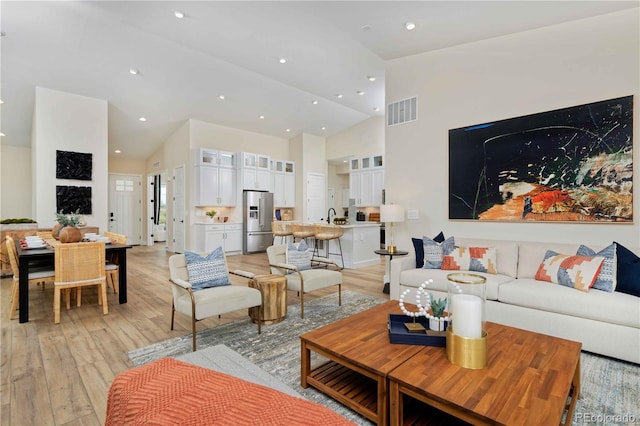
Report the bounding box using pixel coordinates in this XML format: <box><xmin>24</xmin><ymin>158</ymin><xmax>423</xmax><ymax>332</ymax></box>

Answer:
<box><xmin>267</xmin><ymin>244</ymin><xmax>342</xmax><ymax>319</ymax></box>
<box><xmin>168</xmin><ymin>250</ymin><xmax>262</xmax><ymax>351</ymax></box>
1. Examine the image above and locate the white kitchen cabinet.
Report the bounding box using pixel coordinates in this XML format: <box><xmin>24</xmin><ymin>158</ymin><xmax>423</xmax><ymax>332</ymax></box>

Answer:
<box><xmin>271</xmin><ymin>159</ymin><xmax>295</xmax><ymax>207</ymax></box>
<box><xmin>195</xmin><ymin>166</ymin><xmax>236</xmax><ymax>206</ymax></box>
<box><xmin>194</xmin><ymin>149</ymin><xmax>236</xmax><ymax>206</ymax></box>
<box><xmin>193</xmin><ymin>223</ymin><xmax>242</xmax><ymax>254</ymax></box>
<box><xmin>349</xmin><ymin>154</ymin><xmax>384</xmax><ymax>207</ymax></box>
<box><xmin>241</xmin><ymin>152</ymin><xmax>271</xmax><ymax>191</ymax></box>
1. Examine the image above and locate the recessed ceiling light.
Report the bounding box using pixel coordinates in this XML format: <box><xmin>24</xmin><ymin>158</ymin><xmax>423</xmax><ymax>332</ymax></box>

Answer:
<box><xmin>0</xmin><ymin>99</ymin><xmax>4</xmax><ymax>104</ymax></box>
<box><xmin>129</xmin><ymin>68</ymin><xmax>139</xmax><ymax>75</ymax></box>
<box><xmin>0</xmin><ymin>133</ymin><xmax>5</xmax><ymax>137</ymax></box>
<box><xmin>335</xmin><ymin>94</ymin><xmax>343</xmax><ymax>99</ymax></box>
<box><xmin>285</xmin><ymin>128</ymin><xmax>291</xmax><ymax>133</ymax></box>
<box><xmin>218</xmin><ymin>95</ymin><xmax>225</xmax><ymax>100</ymax></box>
<box><xmin>174</xmin><ymin>11</ymin><xmax>185</xmax><ymax>19</ymax></box>
<box><xmin>367</xmin><ymin>76</ymin><xmax>376</xmax><ymax>82</ymax></box>
<box><xmin>139</xmin><ymin>117</ymin><xmax>147</xmax><ymax>122</ymax></box>
<box><xmin>259</xmin><ymin>115</ymin><xmax>265</xmax><ymax>120</ymax></box>
<box><xmin>312</xmin><ymin>100</ymin><xmax>318</xmax><ymax>105</ymax></box>
<box><xmin>343</xmin><ymin>160</ymin><xmax>348</xmax><ymax>163</ymax></box>
<box><xmin>114</xmin><ymin>149</ymin><xmax>121</xmax><ymax>154</ymax></box>
<box><xmin>321</xmin><ymin>126</ymin><xmax>326</xmax><ymax>131</ymax></box>
<box><xmin>405</xmin><ymin>22</ymin><xmax>416</xmax><ymax>31</ymax></box>
<box><xmin>360</xmin><ymin>24</ymin><xmax>371</xmax><ymax>31</ymax></box>
<box><xmin>357</xmin><ymin>91</ymin><xmax>365</xmax><ymax>96</ymax></box>
<box><xmin>373</xmin><ymin>107</ymin><xmax>380</xmax><ymax>112</ymax></box>
<box><xmin>279</xmin><ymin>58</ymin><xmax>287</xmax><ymax>64</ymax></box>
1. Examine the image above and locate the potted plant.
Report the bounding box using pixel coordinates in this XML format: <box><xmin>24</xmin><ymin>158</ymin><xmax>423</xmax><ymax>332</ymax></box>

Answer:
<box><xmin>428</xmin><ymin>293</ymin><xmax>448</xmax><ymax>331</ymax></box>
<box><xmin>205</xmin><ymin>210</ymin><xmax>217</xmax><ymax>223</ymax></box>
<box><xmin>53</xmin><ymin>210</ymin><xmax>82</xmax><ymax>242</ymax></box>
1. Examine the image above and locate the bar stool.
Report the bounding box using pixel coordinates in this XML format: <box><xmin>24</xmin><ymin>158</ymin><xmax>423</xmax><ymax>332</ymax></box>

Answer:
<box><xmin>291</xmin><ymin>223</ymin><xmax>316</xmax><ymax>249</ymax></box>
<box><xmin>272</xmin><ymin>221</ymin><xmax>293</xmax><ymax>244</ymax></box>
<box><xmin>313</xmin><ymin>224</ymin><xmax>344</xmax><ymax>268</ymax></box>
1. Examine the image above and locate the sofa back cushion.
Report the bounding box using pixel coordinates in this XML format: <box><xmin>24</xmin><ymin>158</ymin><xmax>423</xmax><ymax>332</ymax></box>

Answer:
<box><xmin>517</xmin><ymin>242</ymin><xmax>582</xmax><ymax>279</ymax></box>
<box><xmin>455</xmin><ymin>238</ymin><xmax>518</xmax><ymax>278</ymax></box>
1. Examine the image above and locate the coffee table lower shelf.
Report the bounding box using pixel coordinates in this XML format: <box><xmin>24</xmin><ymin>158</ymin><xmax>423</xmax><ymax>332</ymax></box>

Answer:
<box><xmin>307</xmin><ymin>361</ymin><xmax>378</xmax><ymax>423</ymax></box>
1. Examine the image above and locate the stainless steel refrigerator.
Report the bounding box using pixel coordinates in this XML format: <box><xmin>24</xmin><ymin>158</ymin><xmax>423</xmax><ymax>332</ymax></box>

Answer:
<box><xmin>243</xmin><ymin>191</ymin><xmax>274</xmax><ymax>254</ymax></box>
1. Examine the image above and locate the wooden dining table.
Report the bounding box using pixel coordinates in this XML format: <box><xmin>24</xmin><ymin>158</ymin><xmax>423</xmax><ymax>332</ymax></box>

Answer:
<box><xmin>16</xmin><ymin>241</ymin><xmax>131</xmax><ymax>323</ymax></box>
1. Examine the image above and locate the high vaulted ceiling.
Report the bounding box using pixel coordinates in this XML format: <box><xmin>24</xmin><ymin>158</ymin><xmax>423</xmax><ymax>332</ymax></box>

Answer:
<box><xmin>1</xmin><ymin>1</ymin><xmax>637</xmax><ymax>160</ymax></box>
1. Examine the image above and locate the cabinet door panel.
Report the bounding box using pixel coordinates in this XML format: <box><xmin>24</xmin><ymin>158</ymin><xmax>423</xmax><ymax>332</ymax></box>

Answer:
<box><xmin>218</xmin><ymin>168</ymin><xmax>236</xmax><ymax>206</ymax></box>
<box><xmin>283</xmin><ymin>174</ymin><xmax>295</xmax><ymax>207</ymax></box>
<box><xmin>224</xmin><ymin>229</ymin><xmax>243</xmax><ymax>253</ymax></box>
<box><xmin>196</xmin><ymin>166</ymin><xmax>219</xmax><ymax>206</ymax></box>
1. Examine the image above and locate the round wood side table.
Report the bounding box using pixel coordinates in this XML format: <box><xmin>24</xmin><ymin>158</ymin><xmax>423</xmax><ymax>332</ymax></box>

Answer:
<box><xmin>248</xmin><ymin>274</ymin><xmax>288</xmax><ymax>325</ymax></box>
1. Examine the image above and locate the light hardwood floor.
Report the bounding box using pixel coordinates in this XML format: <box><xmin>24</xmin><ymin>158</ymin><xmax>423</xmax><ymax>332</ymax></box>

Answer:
<box><xmin>1</xmin><ymin>244</ymin><xmax>386</xmax><ymax>425</ymax></box>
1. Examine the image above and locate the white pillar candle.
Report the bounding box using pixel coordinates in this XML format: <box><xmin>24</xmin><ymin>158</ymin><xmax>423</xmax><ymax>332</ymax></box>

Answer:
<box><xmin>452</xmin><ymin>294</ymin><xmax>482</xmax><ymax>338</ymax></box>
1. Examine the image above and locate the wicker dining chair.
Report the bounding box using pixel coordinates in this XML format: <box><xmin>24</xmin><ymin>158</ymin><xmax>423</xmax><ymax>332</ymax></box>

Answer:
<box><xmin>6</xmin><ymin>236</ymin><xmax>55</xmax><ymax>320</ymax></box>
<box><xmin>53</xmin><ymin>242</ymin><xmax>108</xmax><ymax>324</ymax></box>
<box><xmin>103</xmin><ymin>232</ymin><xmax>127</xmax><ymax>294</ymax></box>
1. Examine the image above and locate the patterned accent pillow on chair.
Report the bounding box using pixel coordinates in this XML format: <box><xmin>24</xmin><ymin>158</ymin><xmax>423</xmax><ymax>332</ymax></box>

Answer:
<box><xmin>422</xmin><ymin>236</ymin><xmax>455</xmax><ymax>269</ymax></box>
<box><xmin>286</xmin><ymin>240</ymin><xmax>312</xmax><ymax>272</ymax></box>
<box><xmin>535</xmin><ymin>250</ymin><xmax>604</xmax><ymax>292</ymax></box>
<box><xmin>185</xmin><ymin>247</ymin><xmax>231</xmax><ymax>291</ymax></box>
<box><xmin>442</xmin><ymin>246</ymin><xmax>497</xmax><ymax>274</ymax></box>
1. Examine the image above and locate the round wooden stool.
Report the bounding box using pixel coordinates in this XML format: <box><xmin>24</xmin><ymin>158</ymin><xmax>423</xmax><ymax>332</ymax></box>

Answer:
<box><xmin>248</xmin><ymin>274</ymin><xmax>287</xmax><ymax>325</ymax></box>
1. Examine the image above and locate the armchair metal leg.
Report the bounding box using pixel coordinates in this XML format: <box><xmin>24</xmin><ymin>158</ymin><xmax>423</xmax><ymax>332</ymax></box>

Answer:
<box><xmin>192</xmin><ymin>317</ymin><xmax>197</xmax><ymax>352</ymax></box>
<box><xmin>300</xmin><ymin>291</ymin><xmax>305</xmax><ymax>319</ymax></box>
<box><xmin>170</xmin><ymin>304</ymin><xmax>175</xmax><ymax>330</ymax></box>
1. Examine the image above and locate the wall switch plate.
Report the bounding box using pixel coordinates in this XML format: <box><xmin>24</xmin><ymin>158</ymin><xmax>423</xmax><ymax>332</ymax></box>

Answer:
<box><xmin>407</xmin><ymin>209</ymin><xmax>419</xmax><ymax>220</ymax></box>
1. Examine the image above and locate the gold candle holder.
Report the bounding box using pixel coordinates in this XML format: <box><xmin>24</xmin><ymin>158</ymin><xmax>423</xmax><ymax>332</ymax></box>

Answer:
<box><xmin>446</xmin><ymin>327</ymin><xmax>488</xmax><ymax>369</ymax></box>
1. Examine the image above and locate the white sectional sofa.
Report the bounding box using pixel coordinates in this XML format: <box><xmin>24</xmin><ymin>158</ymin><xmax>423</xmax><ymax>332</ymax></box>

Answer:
<box><xmin>390</xmin><ymin>237</ymin><xmax>640</xmax><ymax>364</ymax></box>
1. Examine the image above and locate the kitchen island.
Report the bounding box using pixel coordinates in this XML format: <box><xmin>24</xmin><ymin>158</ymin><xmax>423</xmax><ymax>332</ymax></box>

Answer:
<box><xmin>323</xmin><ymin>222</ymin><xmax>380</xmax><ymax>269</ymax></box>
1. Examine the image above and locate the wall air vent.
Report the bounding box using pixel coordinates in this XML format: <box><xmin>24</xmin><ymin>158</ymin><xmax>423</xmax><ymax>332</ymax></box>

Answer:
<box><xmin>387</xmin><ymin>96</ymin><xmax>417</xmax><ymax>126</ymax></box>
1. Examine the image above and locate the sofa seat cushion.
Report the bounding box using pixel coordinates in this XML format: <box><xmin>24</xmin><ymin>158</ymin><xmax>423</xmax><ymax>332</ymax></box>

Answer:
<box><xmin>498</xmin><ymin>279</ymin><xmax>640</xmax><ymax>328</ymax></box>
<box><xmin>398</xmin><ymin>268</ymin><xmax>511</xmax><ymax>301</ymax></box>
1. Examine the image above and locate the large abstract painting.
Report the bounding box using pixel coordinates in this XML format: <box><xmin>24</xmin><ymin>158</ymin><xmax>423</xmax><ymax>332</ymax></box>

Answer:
<box><xmin>449</xmin><ymin>96</ymin><xmax>633</xmax><ymax>222</ymax></box>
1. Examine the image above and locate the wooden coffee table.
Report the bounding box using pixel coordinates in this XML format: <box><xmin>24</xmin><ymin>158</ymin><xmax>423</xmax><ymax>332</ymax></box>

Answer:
<box><xmin>388</xmin><ymin>322</ymin><xmax>582</xmax><ymax>426</ymax></box>
<box><xmin>300</xmin><ymin>301</ymin><xmax>424</xmax><ymax>425</ymax></box>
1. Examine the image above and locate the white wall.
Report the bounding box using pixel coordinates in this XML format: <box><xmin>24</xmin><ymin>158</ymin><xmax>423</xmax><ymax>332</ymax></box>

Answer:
<box><xmin>326</xmin><ymin>116</ymin><xmax>385</xmax><ymax>161</ymax></box>
<box><xmin>1</xmin><ymin>145</ymin><xmax>32</xmax><ymax>219</ymax></box>
<box><xmin>33</xmin><ymin>87</ymin><xmax>109</xmax><ymax>231</ymax></box>
<box><xmin>385</xmin><ymin>10</ymin><xmax>639</xmax><ymax>249</ymax></box>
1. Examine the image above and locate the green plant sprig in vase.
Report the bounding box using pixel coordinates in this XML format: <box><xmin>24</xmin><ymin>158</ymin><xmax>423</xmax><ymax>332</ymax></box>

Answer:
<box><xmin>428</xmin><ymin>293</ymin><xmax>448</xmax><ymax>332</ymax></box>
<box><xmin>206</xmin><ymin>210</ymin><xmax>217</xmax><ymax>222</ymax></box>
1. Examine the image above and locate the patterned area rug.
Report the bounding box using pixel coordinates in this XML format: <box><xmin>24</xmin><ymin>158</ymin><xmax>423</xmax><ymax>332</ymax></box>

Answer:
<box><xmin>128</xmin><ymin>291</ymin><xmax>639</xmax><ymax>425</ymax></box>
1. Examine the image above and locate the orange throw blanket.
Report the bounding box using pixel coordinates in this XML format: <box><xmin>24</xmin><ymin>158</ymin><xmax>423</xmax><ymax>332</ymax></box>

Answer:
<box><xmin>106</xmin><ymin>358</ymin><xmax>355</xmax><ymax>425</ymax></box>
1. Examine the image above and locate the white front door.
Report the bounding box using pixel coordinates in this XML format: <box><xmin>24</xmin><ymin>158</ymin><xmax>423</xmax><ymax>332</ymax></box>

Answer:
<box><xmin>108</xmin><ymin>174</ymin><xmax>142</xmax><ymax>244</ymax></box>
<box><xmin>172</xmin><ymin>165</ymin><xmax>186</xmax><ymax>253</ymax></box>
<box><xmin>306</xmin><ymin>173</ymin><xmax>326</xmax><ymax>223</ymax></box>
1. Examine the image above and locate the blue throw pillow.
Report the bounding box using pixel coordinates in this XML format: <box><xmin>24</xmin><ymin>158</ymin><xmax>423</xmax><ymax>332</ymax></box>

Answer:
<box><xmin>422</xmin><ymin>236</ymin><xmax>455</xmax><ymax>269</ymax></box>
<box><xmin>412</xmin><ymin>232</ymin><xmax>445</xmax><ymax>268</ymax></box>
<box><xmin>614</xmin><ymin>242</ymin><xmax>640</xmax><ymax>297</ymax></box>
<box><xmin>286</xmin><ymin>240</ymin><xmax>312</xmax><ymax>272</ymax></box>
<box><xmin>577</xmin><ymin>243</ymin><xmax>616</xmax><ymax>292</ymax></box>
<box><xmin>184</xmin><ymin>247</ymin><xmax>231</xmax><ymax>291</ymax></box>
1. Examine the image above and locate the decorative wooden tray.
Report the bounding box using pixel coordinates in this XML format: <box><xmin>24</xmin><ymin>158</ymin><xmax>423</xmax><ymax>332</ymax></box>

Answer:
<box><xmin>388</xmin><ymin>314</ymin><xmax>448</xmax><ymax>347</ymax></box>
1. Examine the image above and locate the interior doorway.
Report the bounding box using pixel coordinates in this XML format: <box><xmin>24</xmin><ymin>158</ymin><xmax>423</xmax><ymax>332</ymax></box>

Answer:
<box><xmin>108</xmin><ymin>173</ymin><xmax>142</xmax><ymax>245</ymax></box>
<box><xmin>306</xmin><ymin>173</ymin><xmax>326</xmax><ymax>223</ymax></box>
<box><xmin>147</xmin><ymin>171</ymin><xmax>167</xmax><ymax>246</ymax></box>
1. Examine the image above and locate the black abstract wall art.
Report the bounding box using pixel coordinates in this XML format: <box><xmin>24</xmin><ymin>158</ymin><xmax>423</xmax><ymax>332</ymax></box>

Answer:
<box><xmin>56</xmin><ymin>186</ymin><xmax>92</xmax><ymax>214</ymax></box>
<box><xmin>56</xmin><ymin>150</ymin><xmax>93</xmax><ymax>180</ymax></box>
<box><xmin>449</xmin><ymin>95</ymin><xmax>633</xmax><ymax>222</ymax></box>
